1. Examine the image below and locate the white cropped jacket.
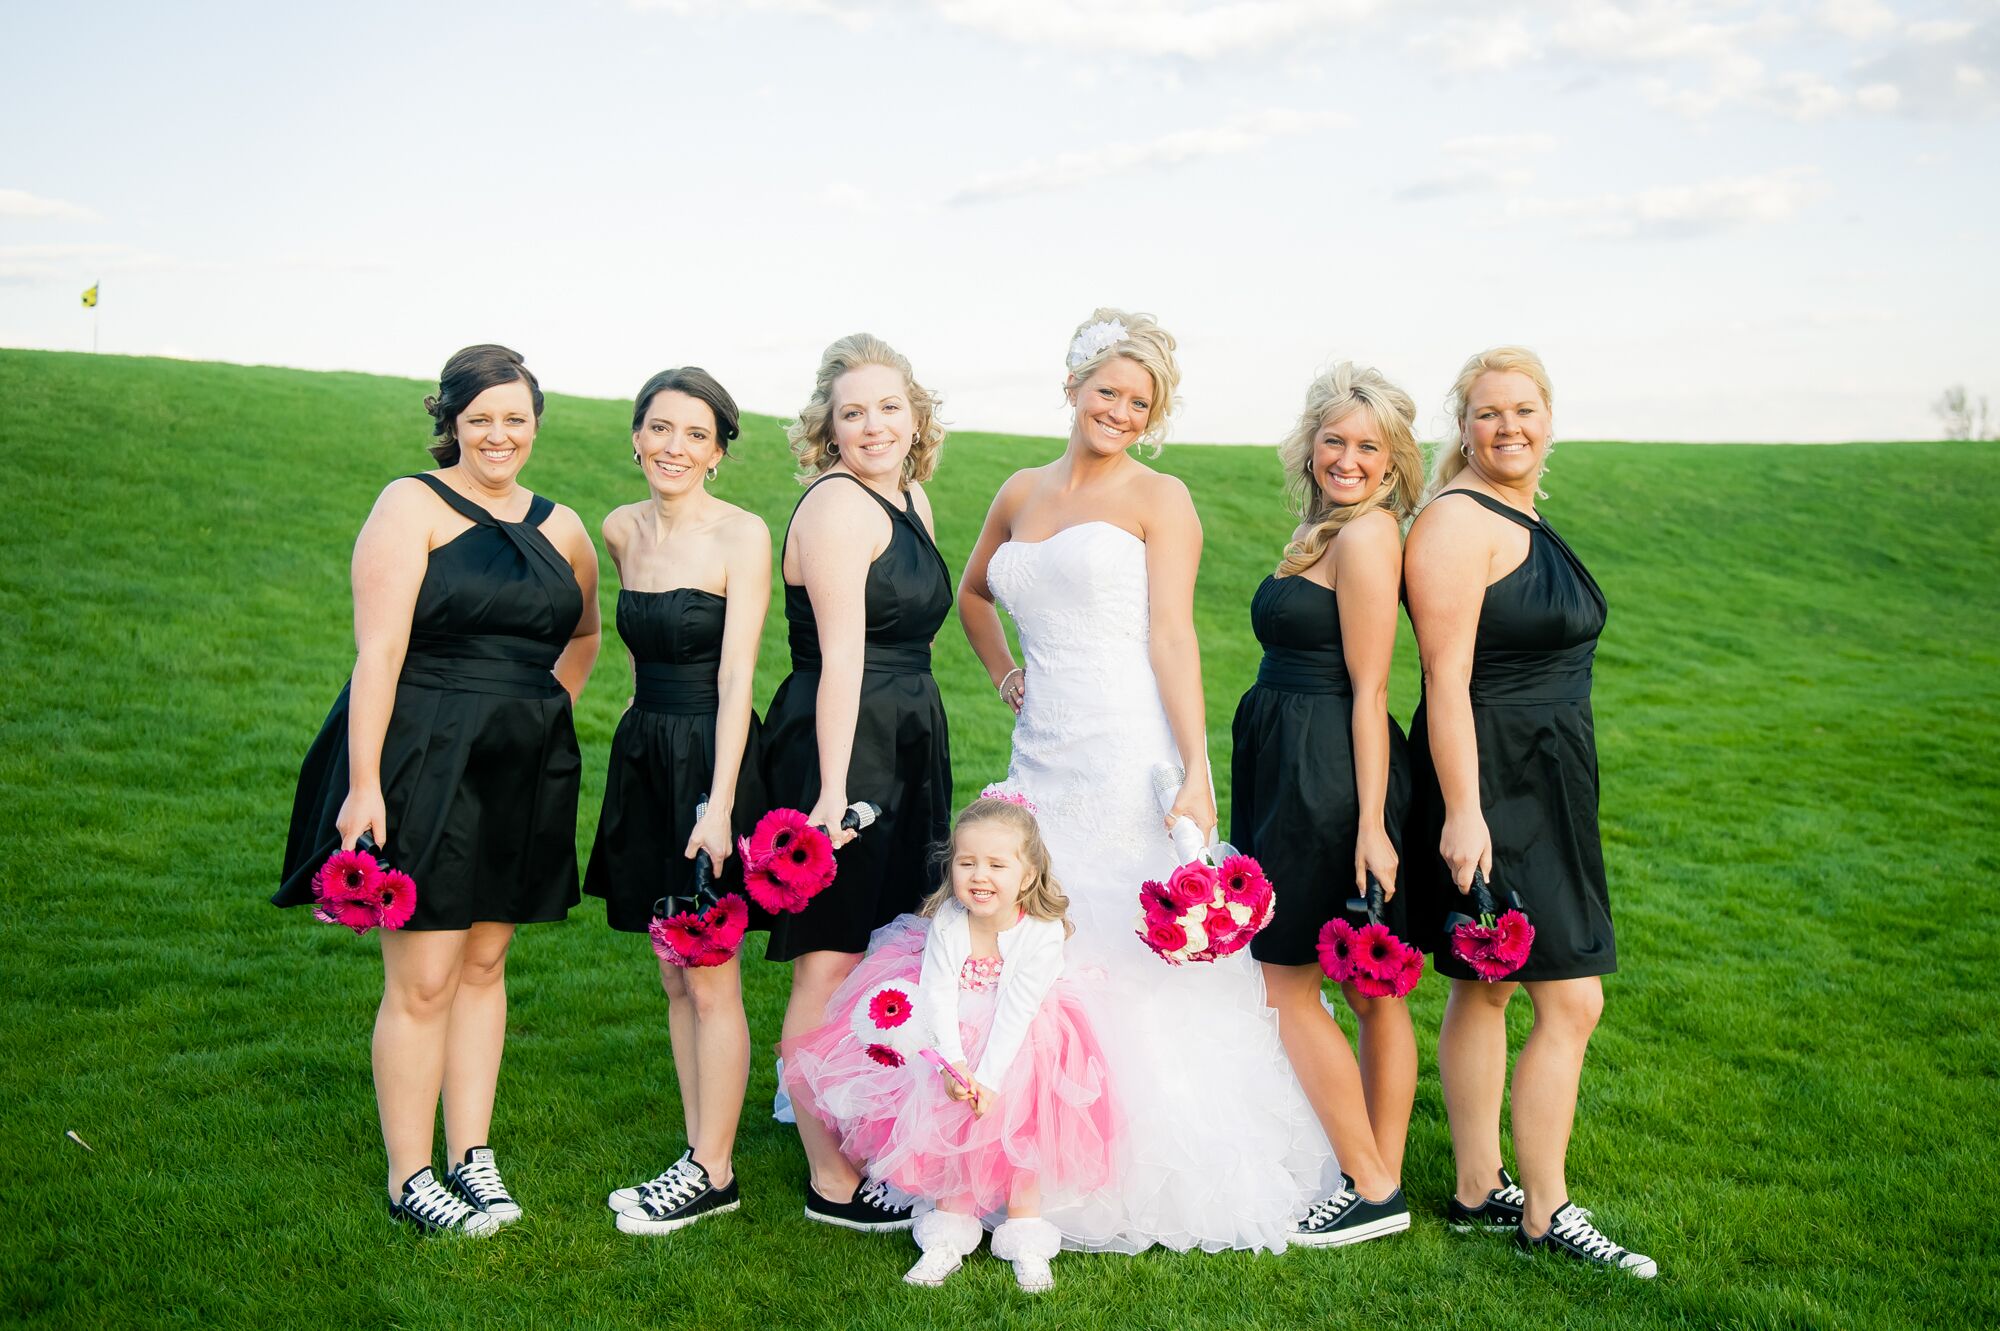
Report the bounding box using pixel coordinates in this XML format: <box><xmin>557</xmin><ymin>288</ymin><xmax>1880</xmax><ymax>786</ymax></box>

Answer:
<box><xmin>916</xmin><ymin>900</ymin><xmax>1066</xmax><ymax>1091</ymax></box>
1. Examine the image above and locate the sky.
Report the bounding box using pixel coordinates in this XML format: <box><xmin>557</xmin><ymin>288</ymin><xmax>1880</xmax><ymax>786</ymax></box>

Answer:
<box><xmin>4</xmin><ymin>0</ymin><xmax>1997</xmax><ymax>444</ymax></box>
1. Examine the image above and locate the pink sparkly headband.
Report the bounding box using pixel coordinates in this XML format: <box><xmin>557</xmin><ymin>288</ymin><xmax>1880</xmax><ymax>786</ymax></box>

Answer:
<box><xmin>978</xmin><ymin>784</ymin><xmax>1038</xmax><ymax>815</ymax></box>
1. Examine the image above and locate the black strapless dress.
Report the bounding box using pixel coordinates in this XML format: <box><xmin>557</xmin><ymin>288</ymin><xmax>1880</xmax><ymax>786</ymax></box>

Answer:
<box><xmin>1231</xmin><ymin>573</ymin><xmax>1412</xmax><ymax>966</ymax></box>
<box><xmin>583</xmin><ymin>588</ymin><xmax>769</xmax><ymax>933</ymax></box>
<box><xmin>760</xmin><ymin>474</ymin><xmax>953</xmax><ymax>961</ymax></box>
<box><xmin>277</xmin><ymin>473</ymin><xmax>585</xmax><ymax>930</ymax></box>
<box><xmin>1406</xmin><ymin>490</ymin><xmax>1615</xmax><ymax>980</ymax></box>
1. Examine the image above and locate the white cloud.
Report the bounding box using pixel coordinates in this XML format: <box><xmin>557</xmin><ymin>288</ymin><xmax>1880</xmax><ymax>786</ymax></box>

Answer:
<box><xmin>1442</xmin><ymin>133</ymin><xmax>1558</xmax><ymax>157</ymax></box>
<box><xmin>928</xmin><ymin>0</ymin><xmax>1380</xmax><ymax>61</ymax></box>
<box><xmin>1394</xmin><ymin>167</ymin><xmax>1535</xmax><ymax>202</ymax></box>
<box><xmin>944</xmin><ymin>107</ymin><xmax>1350</xmax><ymax>204</ymax></box>
<box><xmin>1856</xmin><ymin>81</ymin><xmax>1901</xmax><ymax>111</ymax></box>
<box><xmin>1407</xmin><ymin>15</ymin><xmax>1536</xmax><ymax>72</ymax></box>
<box><xmin>1816</xmin><ymin>0</ymin><xmax>1898</xmax><ymax>41</ymax></box>
<box><xmin>0</xmin><ymin>190</ymin><xmax>98</xmax><ymax>223</ymax></box>
<box><xmin>1503</xmin><ymin>166</ymin><xmax>1825</xmax><ymax>239</ymax></box>
<box><xmin>1906</xmin><ymin>19</ymin><xmax>1975</xmax><ymax>44</ymax></box>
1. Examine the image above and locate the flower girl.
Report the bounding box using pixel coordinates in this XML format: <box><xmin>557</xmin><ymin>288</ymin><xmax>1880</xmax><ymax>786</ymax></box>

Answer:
<box><xmin>782</xmin><ymin>794</ymin><xmax>1120</xmax><ymax>1292</ymax></box>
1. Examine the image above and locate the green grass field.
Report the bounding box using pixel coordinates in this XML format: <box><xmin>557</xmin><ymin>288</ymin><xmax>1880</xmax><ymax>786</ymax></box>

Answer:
<box><xmin>2</xmin><ymin>349</ymin><xmax>1996</xmax><ymax>1330</ymax></box>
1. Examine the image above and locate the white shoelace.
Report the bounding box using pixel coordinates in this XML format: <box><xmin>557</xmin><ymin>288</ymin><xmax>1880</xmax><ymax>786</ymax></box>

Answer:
<box><xmin>405</xmin><ymin>1176</ymin><xmax>479</xmax><ymax>1228</ymax></box>
<box><xmin>1495</xmin><ymin>1179</ymin><xmax>1526</xmax><ymax>1207</ymax></box>
<box><xmin>856</xmin><ymin>1179</ymin><xmax>898</xmax><ymax>1212</ymax></box>
<box><xmin>1299</xmin><ymin>1185</ymin><xmax>1359</xmax><ymax>1229</ymax></box>
<box><xmin>453</xmin><ymin>1159</ymin><xmax>514</xmax><ymax>1208</ymax></box>
<box><xmin>1550</xmin><ymin>1207</ymin><xmax>1625</xmax><ymax>1261</ymax></box>
<box><xmin>637</xmin><ymin>1161</ymin><xmax>707</xmax><ymax>1215</ymax></box>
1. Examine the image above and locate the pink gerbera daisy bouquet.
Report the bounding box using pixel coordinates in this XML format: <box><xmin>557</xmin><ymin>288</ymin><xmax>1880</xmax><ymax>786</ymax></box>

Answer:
<box><xmin>848</xmin><ymin>979</ymin><xmax>931</xmax><ymax>1069</ymax></box>
<box><xmin>311</xmin><ymin>833</ymin><xmax>416</xmax><ymax>935</ymax></box>
<box><xmin>651</xmin><ymin>892</ymin><xmax>748</xmax><ymax>968</ymax></box>
<box><xmin>1317</xmin><ymin>873</ymin><xmax>1422</xmax><ymax>998</ymax></box>
<box><xmin>1135</xmin><ymin>763</ymin><xmax>1275</xmax><ymax>965</ymax></box>
<box><xmin>736</xmin><ymin>808</ymin><xmax>838</xmax><ymax>914</ymax></box>
<box><xmin>1445</xmin><ymin>869</ymin><xmax>1535</xmax><ymax>982</ymax></box>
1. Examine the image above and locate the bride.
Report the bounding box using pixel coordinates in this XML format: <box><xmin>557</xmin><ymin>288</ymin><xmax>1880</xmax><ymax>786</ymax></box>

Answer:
<box><xmin>957</xmin><ymin>308</ymin><xmax>1336</xmax><ymax>1253</ymax></box>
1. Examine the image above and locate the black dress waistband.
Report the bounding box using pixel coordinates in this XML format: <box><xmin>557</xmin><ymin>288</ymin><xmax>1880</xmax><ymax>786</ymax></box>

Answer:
<box><xmin>1470</xmin><ymin>644</ymin><xmax>1596</xmax><ymax>705</ymax></box>
<box><xmin>1254</xmin><ymin>647</ymin><xmax>1352</xmax><ymax>696</ymax></box>
<box><xmin>788</xmin><ymin>641</ymin><xmax>934</xmax><ymax>676</ymax></box>
<box><xmin>634</xmin><ymin>661</ymin><xmax>720</xmax><ymax>713</ymax></box>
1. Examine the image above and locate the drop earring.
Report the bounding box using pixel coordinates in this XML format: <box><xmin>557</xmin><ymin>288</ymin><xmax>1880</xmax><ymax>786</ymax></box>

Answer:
<box><xmin>705</xmin><ymin>465</ymin><xmax>718</xmax><ymax>482</ymax></box>
<box><xmin>632</xmin><ymin>449</ymin><xmax>641</xmax><ymax>464</ymax></box>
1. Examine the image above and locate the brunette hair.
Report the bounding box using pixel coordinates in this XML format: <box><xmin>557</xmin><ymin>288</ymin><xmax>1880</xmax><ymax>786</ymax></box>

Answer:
<box><xmin>423</xmin><ymin>344</ymin><xmax>543</xmax><ymax>465</ymax></box>
<box><xmin>631</xmin><ymin>366</ymin><xmax>741</xmax><ymax>452</ymax></box>
<box><xmin>919</xmin><ymin>797</ymin><xmax>1072</xmax><ymax>936</ymax></box>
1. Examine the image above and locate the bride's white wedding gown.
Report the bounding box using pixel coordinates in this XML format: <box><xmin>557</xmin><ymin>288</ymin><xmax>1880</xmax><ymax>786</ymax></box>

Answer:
<box><xmin>986</xmin><ymin>521</ymin><xmax>1336</xmax><ymax>1253</ymax></box>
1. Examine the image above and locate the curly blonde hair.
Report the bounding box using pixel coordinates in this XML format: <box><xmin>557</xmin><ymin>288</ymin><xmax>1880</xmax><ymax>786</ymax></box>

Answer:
<box><xmin>786</xmin><ymin>333</ymin><xmax>946</xmax><ymax>486</ymax></box>
<box><xmin>1276</xmin><ymin>362</ymin><xmax>1425</xmax><ymax>577</ymax></box>
<box><xmin>1062</xmin><ymin>307</ymin><xmax>1180</xmax><ymax>456</ymax></box>
<box><xmin>920</xmin><ymin>798</ymin><xmax>1072</xmax><ymax>937</ymax></box>
<box><xmin>1424</xmin><ymin>345</ymin><xmax>1554</xmax><ymax>503</ymax></box>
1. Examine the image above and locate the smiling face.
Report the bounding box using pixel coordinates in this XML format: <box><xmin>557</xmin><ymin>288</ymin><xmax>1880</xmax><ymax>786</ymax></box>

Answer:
<box><xmin>950</xmin><ymin>819</ymin><xmax>1031</xmax><ymax>925</ymax></box>
<box><xmin>828</xmin><ymin>362</ymin><xmax>914</xmax><ymax>485</ymax></box>
<box><xmin>1461</xmin><ymin>369</ymin><xmax>1551</xmax><ymax>486</ymax></box>
<box><xmin>1068</xmin><ymin>355</ymin><xmax>1155</xmax><ymax>456</ymax></box>
<box><xmin>453</xmin><ymin>380</ymin><xmax>538</xmax><ymax>487</ymax></box>
<box><xmin>1312</xmin><ymin>404</ymin><xmax>1390</xmax><ymax>506</ymax></box>
<box><xmin>634</xmin><ymin>389</ymin><xmax>722</xmax><ymax>498</ymax></box>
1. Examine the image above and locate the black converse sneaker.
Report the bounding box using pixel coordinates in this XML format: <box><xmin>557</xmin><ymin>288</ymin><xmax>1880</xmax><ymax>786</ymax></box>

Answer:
<box><xmin>445</xmin><ymin>1146</ymin><xmax>523</xmax><ymax>1224</ymax></box>
<box><xmin>1517</xmin><ymin>1202</ymin><xmax>1658</xmax><ymax>1278</ymax></box>
<box><xmin>803</xmin><ymin>1177</ymin><xmax>916</xmax><ymax>1232</ymax></box>
<box><xmin>391</xmin><ymin>1167</ymin><xmax>500</xmax><ymax>1236</ymax></box>
<box><xmin>1291</xmin><ymin>1176</ymin><xmax>1412</xmax><ymax>1247</ymax></box>
<box><xmin>616</xmin><ymin>1156</ymin><xmax>740</xmax><ymax>1235</ymax></box>
<box><xmin>607</xmin><ymin>1148</ymin><xmax>693</xmax><ymax>1212</ymax></box>
<box><xmin>1447</xmin><ymin>1166</ymin><xmax>1527</xmax><ymax>1232</ymax></box>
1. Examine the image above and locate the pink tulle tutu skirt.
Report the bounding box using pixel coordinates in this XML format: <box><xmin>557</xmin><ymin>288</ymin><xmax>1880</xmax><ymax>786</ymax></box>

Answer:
<box><xmin>782</xmin><ymin>915</ymin><xmax>1122</xmax><ymax>1217</ymax></box>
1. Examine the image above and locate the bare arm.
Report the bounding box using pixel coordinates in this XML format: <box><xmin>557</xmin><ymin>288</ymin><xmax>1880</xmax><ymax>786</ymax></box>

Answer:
<box><xmin>957</xmin><ymin>472</ymin><xmax>1032</xmax><ymax>708</ymax></box>
<box><xmin>338</xmin><ymin>480</ymin><xmax>434</xmax><ymax>851</ymax></box>
<box><xmin>600</xmin><ymin>510</ymin><xmax>637</xmax><ymax>709</ymax></box>
<box><xmin>1141</xmin><ymin>476</ymin><xmax>1216</xmax><ymax>838</ymax></box>
<box><xmin>1405</xmin><ymin>497</ymin><xmax>1493</xmax><ymax>893</ymax></box>
<box><xmin>689</xmin><ymin>512</ymin><xmax>773</xmax><ymax>867</ymax></box>
<box><xmin>793</xmin><ymin>482</ymin><xmax>889</xmax><ymax>847</ymax></box>
<box><xmin>1333</xmin><ymin>511</ymin><xmax>1404</xmax><ymax>900</ymax></box>
<box><xmin>547</xmin><ymin>504</ymin><xmax>602</xmax><ymax>704</ymax></box>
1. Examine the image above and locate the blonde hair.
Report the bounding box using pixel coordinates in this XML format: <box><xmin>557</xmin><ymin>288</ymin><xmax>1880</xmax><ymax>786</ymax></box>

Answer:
<box><xmin>920</xmin><ymin>798</ymin><xmax>1072</xmax><ymax>937</ymax></box>
<box><xmin>1423</xmin><ymin>345</ymin><xmax>1554</xmax><ymax>503</ymax></box>
<box><xmin>1275</xmin><ymin>362</ymin><xmax>1424</xmax><ymax>577</ymax></box>
<box><xmin>787</xmin><ymin>333</ymin><xmax>946</xmax><ymax>486</ymax></box>
<box><xmin>1062</xmin><ymin>307</ymin><xmax>1181</xmax><ymax>456</ymax></box>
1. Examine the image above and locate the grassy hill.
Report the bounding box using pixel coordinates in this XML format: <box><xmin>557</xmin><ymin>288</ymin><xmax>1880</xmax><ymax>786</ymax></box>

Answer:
<box><xmin>2</xmin><ymin>349</ymin><xmax>1996</xmax><ymax>1329</ymax></box>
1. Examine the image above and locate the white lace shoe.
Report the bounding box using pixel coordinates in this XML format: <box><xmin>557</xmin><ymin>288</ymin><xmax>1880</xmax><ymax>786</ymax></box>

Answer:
<box><xmin>607</xmin><ymin>1148</ymin><xmax>692</xmax><ymax>1211</ymax></box>
<box><xmin>445</xmin><ymin>1146</ymin><xmax>522</xmax><ymax>1224</ymax></box>
<box><xmin>903</xmin><ymin>1210</ymin><xmax>983</xmax><ymax>1287</ymax></box>
<box><xmin>391</xmin><ymin>1167</ymin><xmax>500</xmax><ymax>1236</ymax></box>
<box><xmin>991</xmin><ymin>1217</ymin><xmax>1061</xmax><ymax>1293</ymax></box>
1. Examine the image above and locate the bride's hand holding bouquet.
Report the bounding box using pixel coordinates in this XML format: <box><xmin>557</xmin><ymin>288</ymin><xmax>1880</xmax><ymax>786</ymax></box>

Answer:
<box><xmin>1163</xmin><ymin>770</ymin><xmax>1217</xmax><ymax>842</ymax></box>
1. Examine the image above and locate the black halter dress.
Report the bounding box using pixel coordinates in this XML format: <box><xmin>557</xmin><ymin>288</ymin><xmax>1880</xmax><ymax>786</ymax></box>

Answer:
<box><xmin>583</xmin><ymin>588</ymin><xmax>769</xmax><ymax>932</ymax></box>
<box><xmin>1406</xmin><ymin>490</ymin><xmax>1615</xmax><ymax>980</ymax></box>
<box><xmin>276</xmin><ymin>473</ymin><xmax>585</xmax><ymax>930</ymax></box>
<box><xmin>1231</xmin><ymin>573</ymin><xmax>1413</xmax><ymax>966</ymax></box>
<box><xmin>759</xmin><ymin>473</ymin><xmax>954</xmax><ymax>961</ymax></box>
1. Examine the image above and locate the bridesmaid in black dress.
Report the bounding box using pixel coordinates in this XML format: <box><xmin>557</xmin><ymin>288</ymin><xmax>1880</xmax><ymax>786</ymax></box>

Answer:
<box><xmin>583</xmin><ymin>368</ymin><xmax>770</xmax><ymax>1235</ymax></box>
<box><xmin>1404</xmin><ymin>346</ymin><xmax>1654</xmax><ymax>1277</ymax></box>
<box><xmin>1230</xmin><ymin>362</ymin><xmax>1425</xmax><ymax>1247</ymax></box>
<box><xmin>765</xmin><ymin>334</ymin><xmax>952</xmax><ymax>1231</ymax></box>
<box><xmin>277</xmin><ymin>345</ymin><xmax>600</xmax><ymax>1234</ymax></box>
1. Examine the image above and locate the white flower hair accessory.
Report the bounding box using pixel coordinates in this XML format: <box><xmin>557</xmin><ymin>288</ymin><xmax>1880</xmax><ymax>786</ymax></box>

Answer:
<box><xmin>1066</xmin><ymin>319</ymin><xmax>1128</xmax><ymax>372</ymax></box>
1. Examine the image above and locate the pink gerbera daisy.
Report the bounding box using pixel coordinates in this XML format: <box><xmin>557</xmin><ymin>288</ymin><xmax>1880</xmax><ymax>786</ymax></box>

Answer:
<box><xmin>865</xmin><ymin>1043</ymin><xmax>906</xmax><ymax>1068</ymax></box>
<box><xmin>766</xmin><ymin>822</ymin><xmax>837</xmax><ymax>896</ymax></box>
<box><xmin>1316</xmin><ymin>918</ymin><xmax>1358</xmax><ymax>982</ymax></box>
<box><xmin>652</xmin><ymin>893</ymin><xmax>751</xmax><ymax>968</ymax></box>
<box><xmin>313</xmin><ymin>849</ymin><xmax>381</xmax><ymax>904</ymax></box>
<box><xmin>313</xmin><ymin>896</ymin><xmax>379</xmax><ymax>934</ymax></box>
<box><xmin>374</xmin><ymin>870</ymin><xmax>417</xmax><ymax>931</ymax></box>
<box><xmin>867</xmin><ymin>987</ymin><xmax>913</xmax><ymax>1030</ymax></box>
<box><xmin>1354</xmin><ymin>922</ymin><xmax>1403</xmax><ymax>982</ymax></box>
<box><xmin>1217</xmin><ymin>855</ymin><xmax>1272</xmax><ymax>909</ymax></box>
<box><xmin>741</xmin><ymin>808</ymin><xmax>809</xmax><ymax>869</ymax></box>
<box><xmin>1494</xmin><ymin>910</ymin><xmax>1536</xmax><ymax>968</ymax></box>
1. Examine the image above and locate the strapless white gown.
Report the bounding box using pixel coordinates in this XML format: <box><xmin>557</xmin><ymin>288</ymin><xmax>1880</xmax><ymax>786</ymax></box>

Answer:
<box><xmin>986</xmin><ymin>521</ymin><xmax>1336</xmax><ymax>1253</ymax></box>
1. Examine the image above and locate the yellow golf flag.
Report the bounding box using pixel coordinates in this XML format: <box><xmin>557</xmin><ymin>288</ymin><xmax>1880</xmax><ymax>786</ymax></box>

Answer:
<box><xmin>81</xmin><ymin>284</ymin><xmax>98</xmax><ymax>308</ymax></box>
